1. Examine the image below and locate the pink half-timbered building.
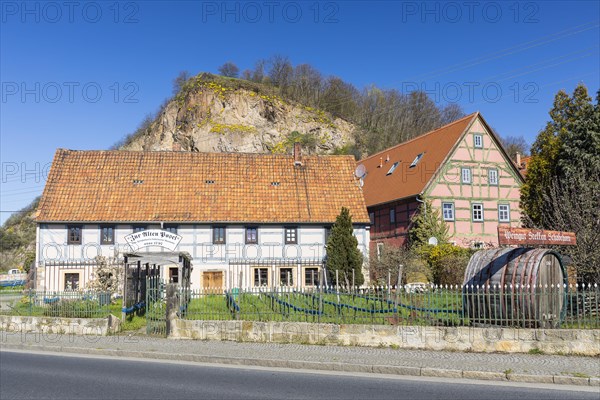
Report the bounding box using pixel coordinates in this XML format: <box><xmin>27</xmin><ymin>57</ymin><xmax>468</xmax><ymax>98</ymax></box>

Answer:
<box><xmin>359</xmin><ymin>112</ymin><xmax>524</xmax><ymax>256</ymax></box>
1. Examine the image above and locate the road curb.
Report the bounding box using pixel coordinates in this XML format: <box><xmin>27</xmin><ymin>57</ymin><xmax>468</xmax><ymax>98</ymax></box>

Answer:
<box><xmin>0</xmin><ymin>342</ymin><xmax>595</xmax><ymax>387</ymax></box>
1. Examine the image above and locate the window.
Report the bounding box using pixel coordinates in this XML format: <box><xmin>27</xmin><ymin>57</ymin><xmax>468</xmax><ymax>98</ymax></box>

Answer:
<box><xmin>245</xmin><ymin>227</ymin><xmax>258</xmax><ymax>244</ymax></box>
<box><xmin>410</xmin><ymin>153</ymin><xmax>424</xmax><ymax>168</ymax></box>
<box><xmin>386</xmin><ymin>161</ymin><xmax>399</xmax><ymax>175</ymax></box>
<box><xmin>64</xmin><ymin>273</ymin><xmax>80</xmax><ymax>290</ymax></box>
<box><xmin>304</xmin><ymin>267</ymin><xmax>319</xmax><ymax>286</ymax></box>
<box><xmin>390</xmin><ymin>209</ymin><xmax>396</xmax><ymax>224</ymax></box>
<box><xmin>169</xmin><ymin>267</ymin><xmax>179</xmax><ymax>284</ymax></box>
<box><xmin>442</xmin><ymin>203</ymin><xmax>455</xmax><ymax>221</ymax></box>
<box><xmin>132</xmin><ymin>225</ymin><xmax>146</xmax><ymax>233</ymax></box>
<box><xmin>254</xmin><ymin>268</ymin><xmax>268</xmax><ymax>287</ymax></box>
<box><xmin>472</xmin><ymin>203</ymin><xmax>484</xmax><ymax>222</ymax></box>
<box><xmin>213</xmin><ymin>226</ymin><xmax>226</xmax><ymax>244</ymax></box>
<box><xmin>488</xmin><ymin>169</ymin><xmax>498</xmax><ymax>185</ymax></box>
<box><xmin>67</xmin><ymin>225</ymin><xmax>82</xmax><ymax>244</ymax></box>
<box><xmin>461</xmin><ymin>167</ymin><xmax>471</xmax><ymax>184</ymax></box>
<box><xmin>498</xmin><ymin>204</ymin><xmax>510</xmax><ymax>222</ymax></box>
<box><xmin>279</xmin><ymin>268</ymin><xmax>294</xmax><ymax>286</ymax></box>
<box><xmin>100</xmin><ymin>226</ymin><xmax>114</xmax><ymax>245</ymax></box>
<box><xmin>285</xmin><ymin>227</ymin><xmax>297</xmax><ymax>244</ymax></box>
<box><xmin>324</xmin><ymin>226</ymin><xmax>332</xmax><ymax>244</ymax></box>
<box><xmin>164</xmin><ymin>225</ymin><xmax>178</xmax><ymax>234</ymax></box>
<box><xmin>474</xmin><ymin>134</ymin><xmax>483</xmax><ymax>148</ymax></box>
<box><xmin>369</xmin><ymin>212</ymin><xmax>375</xmax><ymax>225</ymax></box>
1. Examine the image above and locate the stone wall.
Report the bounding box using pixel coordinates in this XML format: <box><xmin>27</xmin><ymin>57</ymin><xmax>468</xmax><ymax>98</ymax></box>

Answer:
<box><xmin>0</xmin><ymin>315</ymin><xmax>120</xmax><ymax>337</ymax></box>
<box><xmin>170</xmin><ymin>320</ymin><xmax>600</xmax><ymax>356</ymax></box>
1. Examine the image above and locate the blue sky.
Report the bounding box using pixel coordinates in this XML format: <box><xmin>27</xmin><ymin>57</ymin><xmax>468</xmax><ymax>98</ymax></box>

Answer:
<box><xmin>1</xmin><ymin>0</ymin><xmax>599</xmax><ymax>224</ymax></box>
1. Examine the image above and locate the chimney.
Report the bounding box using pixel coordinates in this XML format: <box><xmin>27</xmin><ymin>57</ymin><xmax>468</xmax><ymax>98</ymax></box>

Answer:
<box><xmin>173</xmin><ymin>142</ymin><xmax>182</xmax><ymax>152</ymax></box>
<box><xmin>516</xmin><ymin>152</ymin><xmax>521</xmax><ymax>168</ymax></box>
<box><xmin>293</xmin><ymin>142</ymin><xmax>302</xmax><ymax>166</ymax></box>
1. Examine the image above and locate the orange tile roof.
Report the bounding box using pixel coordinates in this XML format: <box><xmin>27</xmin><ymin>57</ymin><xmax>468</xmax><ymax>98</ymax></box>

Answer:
<box><xmin>358</xmin><ymin>113</ymin><xmax>478</xmax><ymax>207</ymax></box>
<box><xmin>36</xmin><ymin>149</ymin><xmax>370</xmax><ymax>224</ymax></box>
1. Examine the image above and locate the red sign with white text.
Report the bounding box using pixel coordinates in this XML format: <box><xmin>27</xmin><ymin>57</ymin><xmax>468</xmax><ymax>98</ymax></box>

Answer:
<box><xmin>498</xmin><ymin>227</ymin><xmax>577</xmax><ymax>246</ymax></box>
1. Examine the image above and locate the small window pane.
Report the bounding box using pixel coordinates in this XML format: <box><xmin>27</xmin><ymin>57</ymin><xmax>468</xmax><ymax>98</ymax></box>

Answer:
<box><xmin>213</xmin><ymin>226</ymin><xmax>226</xmax><ymax>244</ymax></box>
<box><xmin>390</xmin><ymin>209</ymin><xmax>396</xmax><ymax>224</ymax></box>
<box><xmin>279</xmin><ymin>268</ymin><xmax>294</xmax><ymax>286</ymax></box>
<box><xmin>164</xmin><ymin>225</ymin><xmax>178</xmax><ymax>234</ymax></box>
<box><xmin>245</xmin><ymin>227</ymin><xmax>258</xmax><ymax>244</ymax></box>
<box><xmin>369</xmin><ymin>212</ymin><xmax>375</xmax><ymax>225</ymax></box>
<box><xmin>410</xmin><ymin>153</ymin><xmax>424</xmax><ymax>168</ymax></box>
<box><xmin>67</xmin><ymin>226</ymin><xmax>81</xmax><ymax>244</ymax></box>
<box><xmin>133</xmin><ymin>225</ymin><xmax>146</xmax><ymax>233</ymax></box>
<box><xmin>254</xmin><ymin>268</ymin><xmax>268</xmax><ymax>287</ymax></box>
<box><xmin>64</xmin><ymin>273</ymin><xmax>80</xmax><ymax>290</ymax></box>
<box><xmin>304</xmin><ymin>268</ymin><xmax>319</xmax><ymax>286</ymax></box>
<box><xmin>442</xmin><ymin>203</ymin><xmax>455</xmax><ymax>221</ymax></box>
<box><xmin>472</xmin><ymin>204</ymin><xmax>484</xmax><ymax>222</ymax></box>
<box><xmin>488</xmin><ymin>169</ymin><xmax>498</xmax><ymax>185</ymax></box>
<box><xmin>386</xmin><ymin>162</ymin><xmax>399</xmax><ymax>175</ymax></box>
<box><xmin>461</xmin><ymin>168</ymin><xmax>471</xmax><ymax>184</ymax></box>
<box><xmin>474</xmin><ymin>134</ymin><xmax>483</xmax><ymax>148</ymax></box>
<box><xmin>285</xmin><ymin>227</ymin><xmax>297</xmax><ymax>244</ymax></box>
<box><xmin>498</xmin><ymin>204</ymin><xmax>510</xmax><ymax>222</ymax></box>
<box><xmin>101</xmin><ymin>226</ymin><xmax>114</xmax><ymax>244</ymax></box>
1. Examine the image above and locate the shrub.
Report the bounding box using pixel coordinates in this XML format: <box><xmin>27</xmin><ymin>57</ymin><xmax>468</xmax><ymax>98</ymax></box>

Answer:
<box><xmin>416</xmin><ymin>244</ymin><xmax>473</xmax><ymax>285</ymax></box>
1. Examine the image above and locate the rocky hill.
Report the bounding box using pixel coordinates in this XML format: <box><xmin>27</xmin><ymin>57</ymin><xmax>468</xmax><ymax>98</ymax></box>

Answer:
<box><xmin>118</xmin><ymin>73</ymin><xmax>359</xmax><ymax>154</ymax></box>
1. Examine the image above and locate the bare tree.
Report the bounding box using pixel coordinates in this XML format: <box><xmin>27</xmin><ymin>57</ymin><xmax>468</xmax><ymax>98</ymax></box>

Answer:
<box><xmin>268</xmin><ymin>55</ymin><xmax>293</xmax><ymax>92</ymax></box>
<box><xmin>172</xmin><ymin>70</ymin><xmax>191</xmax><ymax>95</ymax></box>
<box><xmin>501</xmin><ymin>135</ymin><xmax>530</xmax><ymax>160</ymax></box>
<box><xmin>218</xmin><ymin>62</ymin><xmax>239</xmax><ymax>78</ymax></box>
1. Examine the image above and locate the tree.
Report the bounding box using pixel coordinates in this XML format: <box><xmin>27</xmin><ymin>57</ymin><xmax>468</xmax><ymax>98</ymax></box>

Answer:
<box><xmin>172</xmin><ymin>71</ymin><xmax>191</xmax><ymax>95</ymax></box>
<box><xmin>326</xmin><ymin>207</ymin><xmax>364</xmax><ymax>287</ymax></box>
<box><xmin>521</xmin><ymin>84</ymin><xmax>600</xmax><ymax>283</ymax></box>
<box><xmin>218</xmin><ymin>62</ymin><xmax>239</xmax><ymax>78</ymax></box>
<box><xmin>521</xmin><ymin>84</ymin><xmax>592</xmax><ymax>225</ymax></box>
<box><xmin>500</xmin><ymin>135</ymin><xmax>530</xmax><ymax>160</ymax></box>
<box><xmin>409</xmin><ymin>197</ymin><xmax>450</xmax><ymax>246</ymax></box>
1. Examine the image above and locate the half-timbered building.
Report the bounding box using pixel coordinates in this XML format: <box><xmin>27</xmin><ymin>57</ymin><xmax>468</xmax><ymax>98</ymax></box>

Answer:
<box><xmin>34</xmin><ymin>146</ymin><xmax>370</xmax><ymax>291</ymax></box>
<box><xmin>359</xmin><ymin>112</ymin><xmax>524</xmax><ymax>255</ymax></box>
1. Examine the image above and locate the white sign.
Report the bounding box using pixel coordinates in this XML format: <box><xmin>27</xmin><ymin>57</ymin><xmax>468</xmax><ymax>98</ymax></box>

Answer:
<box><xmin>125</xmin><ymin>229</ymin><xmax>183</xmax><ymax>252</ymax></box>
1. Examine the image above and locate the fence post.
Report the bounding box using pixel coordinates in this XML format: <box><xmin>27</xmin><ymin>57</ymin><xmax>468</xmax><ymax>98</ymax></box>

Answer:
<box><xmin>165</xmin><ymin>284</ymin><xmax>179</xmax><ymax>337</ymax></box>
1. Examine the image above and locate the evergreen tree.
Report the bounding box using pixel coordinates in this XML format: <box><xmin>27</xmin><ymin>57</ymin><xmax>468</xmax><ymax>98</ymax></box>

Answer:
<box><xmin>326</xmin><ymin>207</ymin><xmax>364</xmax><ymax>287</ymax></box>
<box><xmin>409</xmin><ymin>197</ymin><xmax>449</xmax><ymax>246</ymax></box>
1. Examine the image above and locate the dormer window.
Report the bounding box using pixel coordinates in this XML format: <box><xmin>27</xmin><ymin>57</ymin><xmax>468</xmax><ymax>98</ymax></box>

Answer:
<box><xmin>409</xmin><ymin>153</ymin><xmax>424</xmax><ymax>168</ymax></box>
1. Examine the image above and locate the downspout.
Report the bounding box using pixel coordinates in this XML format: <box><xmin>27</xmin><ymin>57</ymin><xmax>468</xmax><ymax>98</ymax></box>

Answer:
<box><xmin>415</xmin><ymin>194</ymin><xmax>426</xmax><ymax>213</ymax></box>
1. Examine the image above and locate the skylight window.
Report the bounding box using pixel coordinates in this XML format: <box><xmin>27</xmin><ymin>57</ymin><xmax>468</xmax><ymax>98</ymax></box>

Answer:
<box><xmin>409</xmin><ymin>153</ymin><xmax>424</xmax><ymax>168</ymax></box>
<box><xmin>386</xmin><ymin>162</ymin><xmax>399</xmax><ymax>176</ymax></box>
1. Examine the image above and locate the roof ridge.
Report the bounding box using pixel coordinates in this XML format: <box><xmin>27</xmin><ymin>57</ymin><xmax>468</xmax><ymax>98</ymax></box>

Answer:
<box><xmin>359</xmin><ymin>112</ymin><xmax>478</xmax><ymax>162</ymax></box>
<box><xmin>56</xmin><ymin>149</ymin><xmax>354</xmax><ymax>159</ymax></box>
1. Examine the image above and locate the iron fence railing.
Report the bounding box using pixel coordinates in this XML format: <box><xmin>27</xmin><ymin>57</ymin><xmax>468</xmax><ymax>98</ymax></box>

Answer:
<box><xmin>179</xmin><ymin>283</ymin><xmax>600</xmax><ymax>329</ymax></box>
<box><xmin>0</xmin><ymin>289</ymin><xmax>112</xmax><ymax>318</ymax></box>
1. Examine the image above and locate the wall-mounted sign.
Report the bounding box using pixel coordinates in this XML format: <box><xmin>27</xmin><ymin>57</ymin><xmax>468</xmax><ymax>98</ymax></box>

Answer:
<box><xmin>498</xmin><ymin>227</ymin><xmax>577</xmax><ymax>246</ymax></box>
<box><xmin>125</xmin><ymin>229</ymin><xmax>183</xmax><ymax>252</ymax></box>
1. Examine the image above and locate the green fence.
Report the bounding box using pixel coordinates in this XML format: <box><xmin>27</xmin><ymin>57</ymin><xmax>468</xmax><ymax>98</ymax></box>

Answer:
<box><xmin>0</xmin><ymin>289</ymin><xmax>112</xmax><ymax>318</ymax></box>
<box><xmin>179</xmin><ymin>283</ymin><xmax>600</xmax><ymax>329</ymax></box>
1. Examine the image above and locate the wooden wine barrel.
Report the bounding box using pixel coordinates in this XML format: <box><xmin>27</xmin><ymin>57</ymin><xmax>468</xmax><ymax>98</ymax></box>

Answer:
<box><xmin>462</xmin><ymin>247</ymin><xmax>567</xmax><ymax>328</ymax></box>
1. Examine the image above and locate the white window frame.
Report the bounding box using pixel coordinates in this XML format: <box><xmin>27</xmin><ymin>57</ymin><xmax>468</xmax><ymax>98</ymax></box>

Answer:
<box><xmin>488</xmin><ymin>169</ymin><xmax>498</xmax><ymax>186</ymax></box>
<box><xmin>498</xmin><ymin>204</ymin><xmax>510</xmax><ymax>222</ymax></box>
<box><xmin>461</xmin><ymin>167</ymin><xmax>472</xmax><ymax>184</ymax></box>
<box><xmin>442</xmin><ymin>202</ymin><xmax>455</xmax><ymax>221</ymax></box>
<box><xmin>472</xmin><ymin>203</ymin><xmax>484</xmax><ymax>222</ymax></box>
<box><xmin>376</xmin><ymin>242</ymin><xmax>384</xmax><ymax>260</ymax></box>
<box><xmin>474</xmin><ymin>134</ymin><xmax>483</xmax><ymax>148</ymax></box>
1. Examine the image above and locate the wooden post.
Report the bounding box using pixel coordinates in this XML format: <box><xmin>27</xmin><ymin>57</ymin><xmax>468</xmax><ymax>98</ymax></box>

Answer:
<box><xmin>166</xmin><ymin>283</ymin><xmax>179</xmax><ymax>337</ymax></box>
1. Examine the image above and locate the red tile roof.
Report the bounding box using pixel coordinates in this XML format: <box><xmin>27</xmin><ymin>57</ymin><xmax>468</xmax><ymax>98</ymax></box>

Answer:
<box><xmin>359</xmin><ymin>113</ymin><xmax>478</xmax><ymax>207</ymax></box>
<box><xmin>36</xmin><ymin>149</ymin><xmax>370</xmax><ymax>224</ymax></box>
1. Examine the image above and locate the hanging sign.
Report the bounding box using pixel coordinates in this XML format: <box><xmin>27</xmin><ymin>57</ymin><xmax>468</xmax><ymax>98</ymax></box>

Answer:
<box><xmin>498</xmin><ymin>227</ymin><xmax>577</xmax><ymax>246</ymax></box>
<box><xmin>125</xmin><ymin>229</ymin><xmax>183</xmax><ymax>252</ymax></box>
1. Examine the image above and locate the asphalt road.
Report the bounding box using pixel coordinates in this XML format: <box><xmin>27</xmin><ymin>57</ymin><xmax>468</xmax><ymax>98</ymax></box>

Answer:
<box><xmin>1</xmin><ymin>350</ymin><xmax>598</xmax><ymax>400</ymax></box>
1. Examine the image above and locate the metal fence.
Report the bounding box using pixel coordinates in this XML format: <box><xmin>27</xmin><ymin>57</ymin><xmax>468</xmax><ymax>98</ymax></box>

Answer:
<box><xmin>179</xmin><ymin>283</ymin><xmax>600</xmax><ymax>329</ymax></box>
<box><xmin>0</xmin><ymin>289</ymin><xmax>112</xmax><ymax>318</ymax></box>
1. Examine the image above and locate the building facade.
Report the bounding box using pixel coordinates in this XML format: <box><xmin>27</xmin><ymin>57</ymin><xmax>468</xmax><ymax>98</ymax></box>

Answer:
<box><xmin>359</xmin><ymin>112</ymin><xmax>523</xmax><ymax>255</ymax></box>
<box><xmin>34</xmin><ymin>148</ymin><xmax>370</xmax><ymax>291</ymax></box>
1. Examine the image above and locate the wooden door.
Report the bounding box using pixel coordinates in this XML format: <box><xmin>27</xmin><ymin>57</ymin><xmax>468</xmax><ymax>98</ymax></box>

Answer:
<box><xmin>203</xmin><ymin>271</ymin><xmax>223</xmax><ymax>292</ymax></box>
